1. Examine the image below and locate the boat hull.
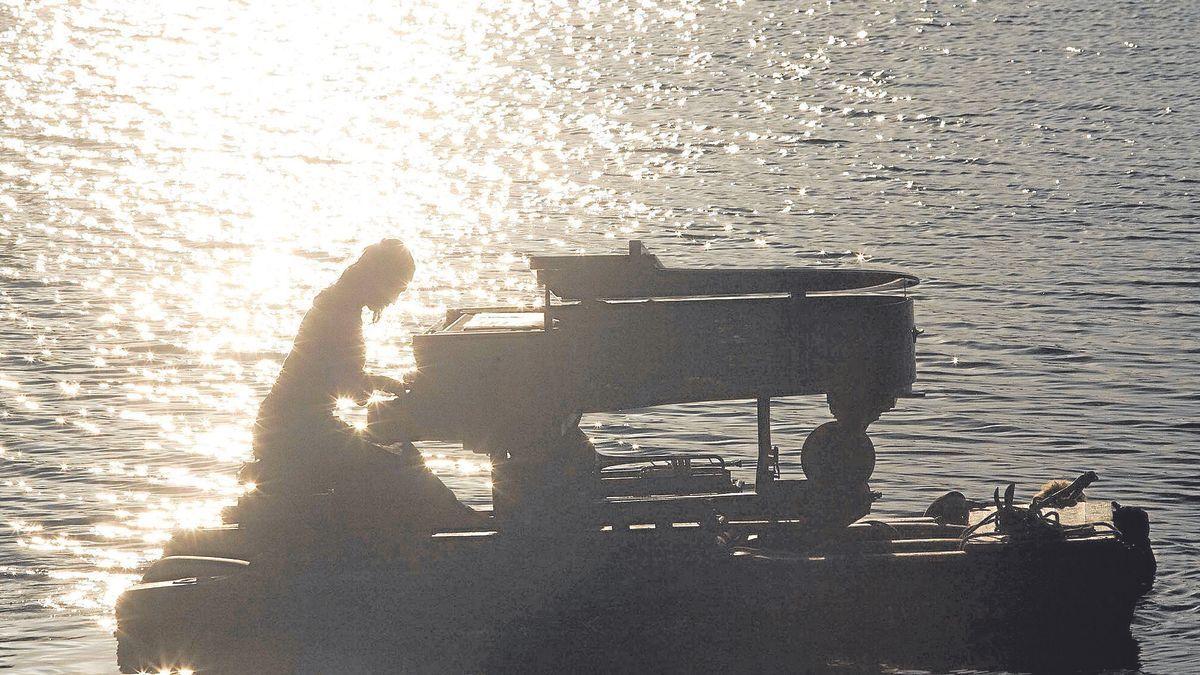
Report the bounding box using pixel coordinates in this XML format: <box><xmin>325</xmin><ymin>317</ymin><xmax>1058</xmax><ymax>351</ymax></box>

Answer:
<box><xmin>116</xmin><ymin>521</ymin><xmax>1152</xmax><ymax>673</ymax></box>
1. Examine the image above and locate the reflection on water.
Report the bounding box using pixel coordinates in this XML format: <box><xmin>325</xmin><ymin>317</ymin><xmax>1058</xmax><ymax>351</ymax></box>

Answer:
<box><xmin>1</xmin><ymin>0</ymin><xmax>1197</xmax><ymax>671</ymax></box>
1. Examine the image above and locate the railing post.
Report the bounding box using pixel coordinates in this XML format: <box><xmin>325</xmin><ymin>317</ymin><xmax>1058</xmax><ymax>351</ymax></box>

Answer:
<box><xmin>756</xmin><ymin>396</ymin><xmax>774</xmax><ymax>491</ymax></box>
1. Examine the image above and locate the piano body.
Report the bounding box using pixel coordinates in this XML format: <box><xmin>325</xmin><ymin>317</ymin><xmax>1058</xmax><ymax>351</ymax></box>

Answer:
<box><xmin>373</xmin><ymin>241</ymin><xmax>916</xmax><ymax>445</ymax></box>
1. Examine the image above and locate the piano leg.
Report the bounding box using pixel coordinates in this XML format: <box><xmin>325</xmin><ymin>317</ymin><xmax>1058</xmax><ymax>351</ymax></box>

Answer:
<box><xmin>791</xmin><ymin>389</ymin><xmax>897</xmax><ymax>525</ymax></box>
<box><xmin>826</xmin><ymin>389</ymin><xmax>897</xmax><ymax>433</ymax></box>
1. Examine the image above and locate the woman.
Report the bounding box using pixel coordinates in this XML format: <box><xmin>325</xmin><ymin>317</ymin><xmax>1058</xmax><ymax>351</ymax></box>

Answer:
<box><xmin>245</xmin><ymin>239</ymin><xmax>481</xmax><ymax>531</ymax></box>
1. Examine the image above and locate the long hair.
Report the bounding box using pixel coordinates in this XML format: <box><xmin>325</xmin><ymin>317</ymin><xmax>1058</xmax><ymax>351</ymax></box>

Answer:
<box><xmin>336</xmin><ymin>239</ymin><xmax>416</xmax><ymax>321</ymax></box>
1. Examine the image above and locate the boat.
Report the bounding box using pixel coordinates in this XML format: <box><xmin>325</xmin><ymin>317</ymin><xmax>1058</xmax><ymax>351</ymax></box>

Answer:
<box><xmin>115</xmin><ymin>242</ymin><xmax>1155</xmax><ymax>673</ymax></box>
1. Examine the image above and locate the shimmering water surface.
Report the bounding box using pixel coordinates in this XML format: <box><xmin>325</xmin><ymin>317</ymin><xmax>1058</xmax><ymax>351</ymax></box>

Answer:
<box><xmin>1</xmin><ymin>0</ymin><xmax>1197</xmax><ymax>671</ymax></box>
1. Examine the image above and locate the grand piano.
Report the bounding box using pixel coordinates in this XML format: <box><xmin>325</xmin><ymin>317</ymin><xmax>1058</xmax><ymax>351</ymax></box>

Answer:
<box><xmin>370</xmin><ymin>241</ymin><xmax>920</xmax><ymax>524</ymax></box>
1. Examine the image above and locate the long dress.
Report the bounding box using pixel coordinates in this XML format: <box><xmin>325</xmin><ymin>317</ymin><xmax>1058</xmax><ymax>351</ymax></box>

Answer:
<box><xmin>247</xmin><ymin>284</ymin><xmax>477</xmax><ymax>531</ymax></box>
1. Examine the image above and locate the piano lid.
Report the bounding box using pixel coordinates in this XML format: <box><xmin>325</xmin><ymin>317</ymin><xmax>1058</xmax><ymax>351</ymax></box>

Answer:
<box><xmin>529</xmin><ymin>241</ymin><xmax>919</xmax><ymax>301</ymax></box>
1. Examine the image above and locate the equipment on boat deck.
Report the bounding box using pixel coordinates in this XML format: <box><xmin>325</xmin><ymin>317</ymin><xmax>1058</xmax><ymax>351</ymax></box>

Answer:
<box><xmin>114</xmin><ymin>243</ymin><xmax>1155</xmax><ymax>674</ymax></box>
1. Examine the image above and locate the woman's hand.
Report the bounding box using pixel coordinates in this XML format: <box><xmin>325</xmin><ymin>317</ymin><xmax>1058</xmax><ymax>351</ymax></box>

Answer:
<box><xmin>367</xmin><ymin>374</ymin><xmax>407</xmax><ymax>397</ymax></box>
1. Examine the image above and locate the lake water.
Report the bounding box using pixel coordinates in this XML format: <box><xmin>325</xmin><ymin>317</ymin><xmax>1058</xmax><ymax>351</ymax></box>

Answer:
<box><xmin>1</xmin><ymin>0</ymin><xmax>1197</xmax><ymax>672</ymax></box>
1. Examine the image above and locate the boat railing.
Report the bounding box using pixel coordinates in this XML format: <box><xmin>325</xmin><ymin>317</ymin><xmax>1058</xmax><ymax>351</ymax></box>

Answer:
<box><xmin>598</xmin><ymin>453</ymin><xmax>730</xmax><ymax>473</ymax></box>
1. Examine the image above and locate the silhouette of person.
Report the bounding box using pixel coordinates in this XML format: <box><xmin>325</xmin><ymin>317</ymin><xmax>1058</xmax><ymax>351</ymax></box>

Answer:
<box><xmin>244</xmin><ymin>239</ymin><xmax>482</xmax><ymax>532</ymax></box>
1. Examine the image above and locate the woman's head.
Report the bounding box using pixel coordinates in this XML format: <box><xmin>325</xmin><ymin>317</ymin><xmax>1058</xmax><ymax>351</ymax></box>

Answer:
<box><xmin>337</xmin><ymin>239</ymin><xmax>417</xmax><ymax>321</ymax></box>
